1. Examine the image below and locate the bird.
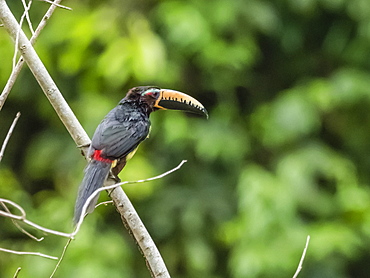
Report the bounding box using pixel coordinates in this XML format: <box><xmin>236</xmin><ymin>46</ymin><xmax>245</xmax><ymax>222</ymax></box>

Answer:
<box><xmin>74</xmin><ymin>86</ymin><xmax>208</xmax><ymax>224</ymax></box>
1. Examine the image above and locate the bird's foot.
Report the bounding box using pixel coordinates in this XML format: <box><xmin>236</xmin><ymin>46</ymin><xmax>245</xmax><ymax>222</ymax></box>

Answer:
<box><xmin>110</xmin><ymin>171</ymin><xmax>121</xmax><ymax>183</ymax></box>
<box><xmin>76</xmin><ymin>142</ymin><xmax>91</xmax><ymax>149</ymax></box>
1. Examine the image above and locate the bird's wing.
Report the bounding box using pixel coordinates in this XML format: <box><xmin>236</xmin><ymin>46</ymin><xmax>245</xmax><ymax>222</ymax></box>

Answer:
<box><xmin>91</xmin><ymin>109</ymin><xmax>150</xmax><ymax>160</ymax></box>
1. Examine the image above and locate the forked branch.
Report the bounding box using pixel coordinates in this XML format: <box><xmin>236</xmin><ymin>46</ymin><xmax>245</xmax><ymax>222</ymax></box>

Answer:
<box><xmin>0</xmin><ymin>0</ymin><xmax>67</xmax><ymax>111</ymax></box>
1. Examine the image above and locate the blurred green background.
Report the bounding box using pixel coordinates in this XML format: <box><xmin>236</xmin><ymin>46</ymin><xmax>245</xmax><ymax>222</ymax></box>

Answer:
<box><xmin>1</xmin><ymin>0</ymin><xmax>370</xmax><ymax>277</ymax></box>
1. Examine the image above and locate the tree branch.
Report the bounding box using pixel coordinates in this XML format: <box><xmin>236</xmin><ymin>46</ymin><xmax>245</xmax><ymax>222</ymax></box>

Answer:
<box><xmin>49</xmin><ymin>238</ymin><xmax>72</xmax><ymax>278</ymax></box>
<box><xmin>40</xmin><ymin>0</ymin><xmax>72</xmax><ymax>11</ymax></box>
<box><xmin>292</xmin><ymin>235</ymin><xmax>310</xmax><ymax>278</ymax></box>
<box><xmin>0</xmin><ymin>0</ymin><xmax>90</xmax><ymax>149</ymax></box>
<box><xmin>0</xmin><ymin>197</ymin><xmax>72</xmax><ymax>238</ymax></box>
<box><xmin>0</xmin><ymin>0</ymin><xmax>66</xmax><ymax>111</ymax></box>
<box><xmin>20</xmin><ymin>0</ymin><xmax>34</xmax><ymax>35</ymax></box>
<box><xmin>12</xmin><ymin>267</ymin><xmax>22</xmax><ymax>278</ymax></box>
<box><xmin>0</xmin><ymin>2</ymin><xmax>172</xmax><ymax>277</ymax></box>
<box><xmin>0</xmin><ymin>247</ymin><xmax>58</xmax><ymax>260</ymax></box>
<box><xmin>0</xmin><ymin>112</ymin><xmax>20</xmax><ymax>162</ymax></box>
<box><xmin>0</xmin><ymin>200</ymin><xmax>44</xmax><ymax>241</ymax></box>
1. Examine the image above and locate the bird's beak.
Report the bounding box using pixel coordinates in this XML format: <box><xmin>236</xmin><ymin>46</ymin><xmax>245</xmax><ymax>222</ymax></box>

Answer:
<box><xmin>154</xmin><ymin>89</ymin><xmax>208</xmax><ymax>118</ymax></box>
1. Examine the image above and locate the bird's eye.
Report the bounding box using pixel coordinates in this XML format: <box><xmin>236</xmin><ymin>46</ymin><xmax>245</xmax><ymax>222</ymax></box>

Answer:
<box><xmin>142</xmin><ymin>89</ymin><xmax>160</xmax><ymax>98</ymax></box>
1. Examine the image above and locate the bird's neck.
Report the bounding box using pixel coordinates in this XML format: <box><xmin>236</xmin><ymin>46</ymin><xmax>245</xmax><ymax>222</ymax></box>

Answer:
<box><xmin>119</xmin><ymin>99</ymin><xmax>152</xmax><ymax>116</ymax></box>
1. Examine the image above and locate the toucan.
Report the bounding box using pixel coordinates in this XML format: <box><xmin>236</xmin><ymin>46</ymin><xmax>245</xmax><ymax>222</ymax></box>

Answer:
<box><xmin>74</xmin><ymin>86</ymin><xmax>208</xmax><ymax>224</ymax></box>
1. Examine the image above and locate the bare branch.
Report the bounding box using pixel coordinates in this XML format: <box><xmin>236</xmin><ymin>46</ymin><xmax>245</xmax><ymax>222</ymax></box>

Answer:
<box><xmin>13</xmin><ymin>0</ymin><xmax>32</xmax><ymax>69</ymax></box>
<box><xmin>12</xmin><ymin>267</ymin><xmax>22</xmax><ymax>278</ymax></box>
<box><xmin>0</xmin><ymin>201</ymin><xmax>44</xmax><ymax>241</ymax></box>
<box><xmin>40</xmin><ymin>0</ymin><xmax>72</xmax><ymax>11</ymax></box>
<box><xmin>0</xmin><ymin>112</ymin><xmax>20</xmax><ymax>162</ymax></box>
<box><xmin>126</xmin><ymin>160</ymin><xmax>187</xmax><ymax>183</ymax></box>
<box><xmin>49</xmin><ymin>238</ymin><xmax>72</xmax><ymax>278</ymax></box>
<box><xmin>0</xmin><ymin>198</ymin><xmax>72</xmax><ymax>238</ymax></box>
<box><xmin>95</xmin><ymin>200</ymin><xmax>113</xmax><ymax>209</ymax></box>
<box><xmin>0</xmin><ymin>198</ymin><xmax>25</xmax><ymax>218</ymax></box>
<box><xmin>0</xmin><ymin>0</ymin><xmax>69</xmax><ymax>111</ymax></box>
<box><xmin>109</xmin><ymin>185</ymin><xmax>167</xmax><ymax>278</ymax></box>
<box><xmin>0</xmin><ymin>247</ymin><xmax>58</xmax><ymax>260</ymax></box>
<box><xmin>21</xmin><ymin>0</ymin><xmax>35</xmax><ymax>35</ymax></box>
<box><xmin>0</xmin><ymin>0</ymin><xmax>90</xmax><ymax>149</ymax></box>
<box><xmin>292</xmin><ymin>235</ymin><xmax>310</xmax><ymax>278</ymax></box>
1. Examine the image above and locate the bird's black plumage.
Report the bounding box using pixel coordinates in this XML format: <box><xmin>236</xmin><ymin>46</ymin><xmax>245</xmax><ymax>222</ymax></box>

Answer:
<box><xmin>74</xmin><ymin>87</ymin><xmax>154</xmax><ymax>223</ymax></box>
<box><xmin>90</xmin><ymin>101</ymin><xmax>151</xmax><ymax>160</ymax></box>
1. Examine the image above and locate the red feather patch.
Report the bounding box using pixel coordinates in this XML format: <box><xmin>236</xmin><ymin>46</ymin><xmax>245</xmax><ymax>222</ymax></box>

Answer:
<box><xmin>92</xmin><ymin>150</ymin><xmax>113</xmax><ymax>163</ymax></box>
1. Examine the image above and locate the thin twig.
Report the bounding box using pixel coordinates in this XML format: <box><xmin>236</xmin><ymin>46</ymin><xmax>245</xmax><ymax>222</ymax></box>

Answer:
<box><xmin>0</xmin><ymin>201</ymin><xmax>44</xmax><ymax>241</ymax></box>
<box><xmin>95</xmin><ymin>200</ymin><xmax>113</xmax><ymax>209</ymax></box>
<box><xmin>0</xmin><ymin>247</ymin><xmax>58</xmax><ymax>260</ymax></box>
<box><xmin>40</xmin><ymin>0</ymin><xmax>72</xmax><ymax>10</ymax></box>
<box><xmin>12</xmin><ymin>267</ymin><xmax>22</xmax><ymax>278</ymax></box>
<box><xmin>0</xmin><ymin>112</ymin><xmax>20</xmax><ymax>162</ymax></box>
<box><xmin>292</xmin><ymin>235</ymin><xmax>310</xmax><ymax>278</ymax></box>
<box><xmin>126</xmin><ymin>160</ymin><xmax>187</xmax><ymax>183</ymax></box>
<box><xmin>49</xmin><ymin>238</ymin><xmax>72</xmax><ymax>278</ymax></box>
<box><xmin>0</xmin><ymin>0</ymin><xmax>66</xmax><ymax>111</ymax></box>
<box><xmin>0</xmin><ymin>198</ymin><xmax>26</xmax><ymax>218</ymax></box>
<box><xmin>0</xmin><ymin>0</ymin><xmax>91</xmax><ymax>149</ymax></box>
<box><xmin>21</xmin><ymin>0</ymin><xmax>34</xmax><ymax>34</ymax></box>
<box><xmin>0</xmin><ymin>113</ymin><xmax>41</xmax><ymax>241</ymax></box>
<box><xmin>13</xmin><ymin>0</ymin><xmax>33</xmax><ymax>68</ymax></box>
<box><xmin>0</xmin><ymin>198</ymin><xmax>72</xmax><ymax>238</ymax></box>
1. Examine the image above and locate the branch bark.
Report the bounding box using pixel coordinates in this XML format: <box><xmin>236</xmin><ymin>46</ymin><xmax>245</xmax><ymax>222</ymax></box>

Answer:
<box><xmin>0</xmin><ymin>1</ymin><xmax>171</xmax><ymax>277</ymax></box>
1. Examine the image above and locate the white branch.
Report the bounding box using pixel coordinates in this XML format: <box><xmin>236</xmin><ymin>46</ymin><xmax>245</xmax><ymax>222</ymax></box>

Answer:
<box><xmin>13</xmin><ymin>267</ymin><xmax>22</xmax><ymax>278</ymax></box>
<box><xmin>0</xmin><ymin>0</ymin><xmax>91</xmax><ymax>149</ymax></box>
<box><xmin>292</xmin><ymin>235</ymin><xmax>310</xmax><ymax>278</ymax></box>
<box><xmin>0</xmin><ymin>201</ymin><xmax>44</xmax><ymax>241</ymax></box>
<box><xmin>13</xmin><ymin>0</ymin><xmax>32</xmax><ymax>69</ymax></box>
<box><xmin>20</xmin><ymin>0</ymin><xmax>34</xmax><ymax>35</ymax></box>
<box><xmin>49</xmin><ymin>238</ymin><xmax>72</xmax><ymax>278</ymax></box>
<box><xmin>0</xmin><ymin>0</ymin><xmax>68</xmax><ymax>111</ymax></box>
<box><xmin>40</xmin><ymin>0</ymin><xmax>72</xmax><ymax>10</ymax></box>
<box><xmin>0</xmin><ymin>247</ymin><xmax>58</xmax><ymax>260</ymax></box>
<box><xmin>0</xmin><ymin>112</ymin><xmax>20</xmax><ymax>162</ymax></box>
<box><xmin>0</xmin><ymin>198</ymin><xmax>72</xmax><ymax>238</ymax></box>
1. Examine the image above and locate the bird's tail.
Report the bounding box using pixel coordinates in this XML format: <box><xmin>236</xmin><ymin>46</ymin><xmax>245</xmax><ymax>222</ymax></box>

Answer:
<box><xmin>73</xmin><ymin>159</ymin><xmax>111</xmax><ymax>224</ymax></box>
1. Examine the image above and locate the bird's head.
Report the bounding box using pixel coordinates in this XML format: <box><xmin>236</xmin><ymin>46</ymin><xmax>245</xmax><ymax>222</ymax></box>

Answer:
<box><xmin>125</xmin><ymin>86</ymin><xmax>208</xmax><ymax>117</ymax></box>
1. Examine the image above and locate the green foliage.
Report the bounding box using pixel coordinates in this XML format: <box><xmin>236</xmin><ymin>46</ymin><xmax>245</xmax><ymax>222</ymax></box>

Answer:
<box><xmin>1</xmin><ymin>0</ymin><xmax>370</xmax><ymax>277</ymax></box>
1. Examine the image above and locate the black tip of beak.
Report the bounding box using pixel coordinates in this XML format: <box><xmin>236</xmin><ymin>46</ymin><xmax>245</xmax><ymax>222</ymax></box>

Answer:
<box><xmin>203</xmin><ymin>108</ymin><xmax>209</xmax><ymax>119</ymax></box>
